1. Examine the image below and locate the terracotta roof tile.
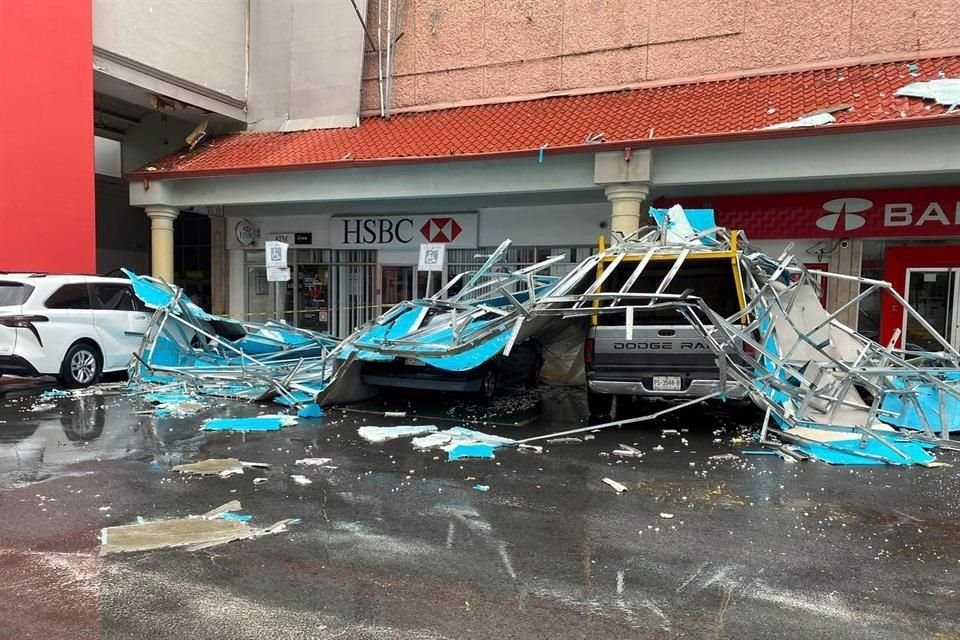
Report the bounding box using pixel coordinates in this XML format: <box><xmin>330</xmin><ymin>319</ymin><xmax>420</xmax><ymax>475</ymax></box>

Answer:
<box><xmin>132</xmin><ymin>55</ymin><xmax>960</xmax><ymax>179</ymax></box>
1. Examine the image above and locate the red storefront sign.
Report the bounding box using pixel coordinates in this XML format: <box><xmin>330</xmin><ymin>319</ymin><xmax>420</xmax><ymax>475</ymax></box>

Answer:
<box><xmin>664</xmin><ymin>187</ymin><xmax>960</xmax><ymax>239</ymax></box>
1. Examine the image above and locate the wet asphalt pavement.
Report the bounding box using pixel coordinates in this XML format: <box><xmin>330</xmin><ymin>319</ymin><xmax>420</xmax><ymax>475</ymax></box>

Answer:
<box><xmin>1</xmin><ymin>378</ymin><xmax>959</xmax><ymax>640</ymax></box>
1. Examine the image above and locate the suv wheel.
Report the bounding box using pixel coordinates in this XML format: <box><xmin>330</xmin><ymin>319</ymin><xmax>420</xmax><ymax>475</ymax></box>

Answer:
<box><xmin>478</xmin><ymin>369</ymin><xmax>498</xmax><ymax>403</ymax></box>
<box><xmin>60</xmin><ymin>343</ymin><xmax>101</xmax><ymax>388</ymax></box>
<box><xmin>587</xmin><ymin>388</ymin><xmax>613</xmax><ymax>418</ymax></box>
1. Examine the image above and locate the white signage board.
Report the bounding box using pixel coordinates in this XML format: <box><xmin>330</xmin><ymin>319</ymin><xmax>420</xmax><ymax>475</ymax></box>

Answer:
<box><xmin>331</xmin><ymin>213</ymin><xmax>478</xmax><ymax>249</ymax></box>
<box><xmin>266</xmin><ymin>267</ymin><xmax>291</xmax><ymax>282</ymax></box>
<box><xmin>418</xmin><ymin>243</ymin><xmax>446</xmax><ymax>272</ymax></box>
<box><xmin>265</xmin><ymin>241</ymin><xmax>289</xmax><ymax>268</ymax></box>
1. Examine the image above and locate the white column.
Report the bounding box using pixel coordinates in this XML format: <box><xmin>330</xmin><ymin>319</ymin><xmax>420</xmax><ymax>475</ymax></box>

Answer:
<box><xmin>145</xmin><ymin>205</ymin><xmax>179</xmax><ymax>283</ymax></box>
<box><xmin>604</xmin><ymin>184</ymin><xmax>650</xmax><ymax>240</ymax></box>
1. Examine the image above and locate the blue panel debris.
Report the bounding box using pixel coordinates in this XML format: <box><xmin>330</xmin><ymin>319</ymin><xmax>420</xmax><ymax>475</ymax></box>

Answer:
<box><xmin>879</xmin><ymin>375</ymin><xmax>960</xmax><ymax>433</ymax></box>
<box><xmin>793</xmin><ymin>436</ymin><xmax>936</xmax><ymax>466</ymax></box>
<box><xmin>217</xmin><ymin>512</ymin><xmax>253</xmax><ymax>522</ymax></box>
<box><xmin>297</xmin><ymin>404</ymin><xmax>324</xmax><ymax>419</ymax></box>
<box><xmin>203</xmin><ymin>415</ymin><xmax>297</xmax><ymax>432</ymax></box>
<box><xmin>448</xmin><ymin>443</ymin><xmax>498</xmax><ymax>460</ymax></box>
<box><xmin>473</xmin><ymin>484</ymin><xmax>490</xmax><ymax>492</ymax></box>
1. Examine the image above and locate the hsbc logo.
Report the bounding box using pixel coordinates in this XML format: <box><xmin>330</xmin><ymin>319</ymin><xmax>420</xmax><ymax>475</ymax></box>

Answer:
<box><xmin>420</xmin><ymin>217</ymin><xmax>462</xmax><ymax>243</ymax></box>
<box><xmin>333</xmin><ymin>214</ymin><xmax>476</xmax><ymax>248</ymax></box>
<box><xmin>816</xmin><ymin>198</ymin><xmax>871</xmax><ymax>231</ymax></box>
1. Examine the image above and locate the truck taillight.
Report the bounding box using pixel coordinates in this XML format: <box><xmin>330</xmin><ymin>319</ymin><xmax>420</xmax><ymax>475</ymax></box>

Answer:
<box><xmin>0</xmin><ymin>315</ymin><xmax>48</xmax><ymax>345</ymax></box>
<box><xmin>584</xmin><ymin>337</ymin><xmax>594</xmax><ymax>365</ymax></box>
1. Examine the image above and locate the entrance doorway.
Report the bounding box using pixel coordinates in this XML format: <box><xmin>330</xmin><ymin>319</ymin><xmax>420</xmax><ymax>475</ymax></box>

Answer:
<box><xmin>903</xmin><ymin>269</ymin><xmax>958</xmax><ymax>350</ymax></box>
<box><xmin>881</xmin><ymin>246</ymin><xmax>960</xmax><ymax>350</ymax></box>
<box><xmin>380</xmin><ymin>265</ymin><xmax>428</xmax><ymax>313</ymax></box>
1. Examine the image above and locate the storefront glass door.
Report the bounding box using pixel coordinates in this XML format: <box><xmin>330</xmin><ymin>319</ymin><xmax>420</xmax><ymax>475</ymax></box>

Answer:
<box><xmin>903</xmin><ymin>268</ymin><xmax>959</xmax><ymax>351</ymax></box>
<box><xmin>380</xmin><ymin>265</ymin><xmax>428</xmax><ymax>313</ymax></box>
<box><xmin>295</xmin><ymin>265</ymin><xmax>330</xmax><ymax>332</ymax></box>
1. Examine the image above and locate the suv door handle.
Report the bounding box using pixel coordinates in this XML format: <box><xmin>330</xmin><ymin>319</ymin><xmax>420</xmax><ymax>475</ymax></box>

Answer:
<box><xmin>658</xmin><ymin>329</ymin><xmax>675</xmax><ymax>336</ymax></box>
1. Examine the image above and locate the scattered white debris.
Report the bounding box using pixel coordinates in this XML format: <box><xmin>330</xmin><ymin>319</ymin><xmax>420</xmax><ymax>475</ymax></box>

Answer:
<box><xmin>296</xmin><ymin>458</ymin><xmax>333</xmax><ymax>466</ymax></box>
<box><xmin>764</xmin><ymin>112</ymin><xmax>835</xmax><ymax>129</ymax></box>
<box><xmin>358</xmin><ymin>425</ymin><xmax>438</xmax><ymax>443</ymax></box>
<box><xmin>653</xmin><ymin>445</ymin><xmax>664</xmax><ymax>452</ymax></box>
<box><xmin>660</xmin><ymin>513</ymin><xmax>674</xmax><ymax>519</ymax></box>
<box><xmin>895</xmin><ymin>79</ymin><xmax>960</xmax><ymax>111</ymax></box>
<box><xmin>546</xmin><ymin>437</ymin><xmax>582</xmax><ymax>444</ymax></box>
<box><xmin>253</xmin><ymin>478</ymin><xmax>268</xmax><ymax>485</ymax></box>
<box><xmin>384</xmin><ymin>411</ymin><xmax>407</xmax><ymax>417</ymax></box>
<box><xmin>709</xmin><ymin>453</ymin><xmax>740</xmax><ymax>461</ymax></box>
<box><xmin>290</xmin><ymin>475</ymin><xmax>312</xmax><ymax>486</ymax></box>
<box><xmin>613</xmin><ymin>444</ymin><xmax>643</xmax><ymax>458</ymax></box>
<box><xmin>602</xmin><ymin>478</ymin><xmax>628</xmax><ymax>493</ymax></box>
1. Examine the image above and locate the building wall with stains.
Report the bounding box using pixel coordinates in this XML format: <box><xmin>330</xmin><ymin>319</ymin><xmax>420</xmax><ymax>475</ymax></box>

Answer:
<box><xmin>360</xmin><ymin>0</ymin><xmax>960</xmax><ymax>113</ymax></box>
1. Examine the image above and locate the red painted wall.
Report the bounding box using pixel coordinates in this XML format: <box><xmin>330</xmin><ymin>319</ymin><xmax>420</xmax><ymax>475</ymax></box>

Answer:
<box><xmin>880</xmin><ymin>246</ymin><xmax>960</xmax><ymax>348</ymax></box>
<box><xmin>0</xmin><ymin>0</ymin><xmax>95</xmax><ymax>273</ymax></box>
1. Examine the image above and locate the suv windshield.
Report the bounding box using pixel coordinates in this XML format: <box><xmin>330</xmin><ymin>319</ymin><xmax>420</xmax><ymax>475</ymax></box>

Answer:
<box><xmin>0</xmin><ymin>282</ymin><xmax>34</xmax><ymax>306</ymax></box>
<box><xmin>596</xmin><ymin>257</ymin><xmax>740</xmax><ymax>326</ymax></box>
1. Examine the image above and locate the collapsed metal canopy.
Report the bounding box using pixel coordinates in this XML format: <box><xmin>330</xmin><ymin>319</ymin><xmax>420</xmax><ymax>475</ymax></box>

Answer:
<box><xmin>124</xmin><ymin>206</ymin><xmax>960</xmax><ymax>465</ymax></box>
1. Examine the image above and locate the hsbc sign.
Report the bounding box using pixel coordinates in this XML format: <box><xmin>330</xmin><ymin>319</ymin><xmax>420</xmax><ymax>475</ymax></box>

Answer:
<box><xmin>666</xmin><ymin>188</ymin><xmax>960</xmax><ymax>239</ymax></box>
<box><xmin>331</xmin><ymin>213</ymin><xmax>478</xmax><ymax>249</ymax></box>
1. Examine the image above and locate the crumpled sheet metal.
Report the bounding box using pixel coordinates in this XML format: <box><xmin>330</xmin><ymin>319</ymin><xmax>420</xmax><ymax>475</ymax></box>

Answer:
<box><xmin>124</xmin><ymin>240</ymin><xmax>565</xmax><ymax>408</ymax></box>
<box><xmin>125</xmin><ymin>270</ymin><xmax>339</xmax><ymax>409</ymax></box>
<box><xmin>529</xmin><ymin>205</ymin><xmax>960</xmax><ymax>466</ymax></box>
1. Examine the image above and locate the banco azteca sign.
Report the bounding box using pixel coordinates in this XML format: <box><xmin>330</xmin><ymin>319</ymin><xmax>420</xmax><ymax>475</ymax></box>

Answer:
<box><xmin>665</xmin><ymin>188</ymin><xmax>960</xmax><ymax>239</ymax></box>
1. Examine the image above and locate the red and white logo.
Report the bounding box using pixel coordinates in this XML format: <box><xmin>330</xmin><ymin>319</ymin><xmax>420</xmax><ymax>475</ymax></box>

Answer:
<box><xmin>816</xmin><ymin>198</ymin><xmax>872</xmax><ymax>232</ymax></box>
<box><xmin>420</xmin><ymin>217</ymin><xmax>462</xmax><ymax>243</ymax></box>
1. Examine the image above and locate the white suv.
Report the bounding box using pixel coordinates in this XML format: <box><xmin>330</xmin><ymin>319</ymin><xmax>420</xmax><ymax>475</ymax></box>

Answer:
<box><xmin>0</xmin><ymin>275</ymin><xmax>150</xmax><ymax>387</ymax></box>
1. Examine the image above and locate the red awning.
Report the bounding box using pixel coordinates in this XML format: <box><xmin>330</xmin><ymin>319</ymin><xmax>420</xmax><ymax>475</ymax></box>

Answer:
<box><xmin>130</xmin><ymin>54</ymin><xmax>960</xmax><ymax>180</ymax></box>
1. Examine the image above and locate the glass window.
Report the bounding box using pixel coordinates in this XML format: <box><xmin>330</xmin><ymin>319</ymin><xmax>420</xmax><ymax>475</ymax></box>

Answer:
<box><xmin>597</xmin><ymin>257</ymin><xmax>740</xmax><ymax>326</ymax></box>
<box><xmin>0</xmin><ymin>282</ymin><xmax>34</xmax><ymax>306</ymax></box>
<box><xmin>93</xmin><ymin>284</ymin><xmax>137</xmax><ymax>311</ymax></box>
<box><xmin>45</xmin><ymin>284</ymin><xmax>92</xmax><ymax>310</ymax></box>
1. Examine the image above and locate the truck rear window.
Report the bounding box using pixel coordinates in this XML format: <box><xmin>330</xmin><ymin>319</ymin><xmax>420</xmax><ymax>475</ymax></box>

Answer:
<box><xmin>0</xmin><ymin>282</ymin><xmax>34</xmax><ymax>306</ymax></box>
<box><xmin>595</xmin><ymin>257</ymin><xmax>740</xmax><ymax>326</ymax></box>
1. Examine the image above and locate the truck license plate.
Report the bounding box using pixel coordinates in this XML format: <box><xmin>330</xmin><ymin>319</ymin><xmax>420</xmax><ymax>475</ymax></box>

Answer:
<box><xmin>652</xmin><ymin>376</ymin><xmax>682</xmax><ymax>391</ymax></box>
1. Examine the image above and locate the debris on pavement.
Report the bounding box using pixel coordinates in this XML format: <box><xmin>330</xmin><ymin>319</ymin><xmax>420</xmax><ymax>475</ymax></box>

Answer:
<box><xmin>99</xmin><ymin>501</ymin><xmax>298</xmax><ymax>555</ymax></box>
<box><xmin>358</xmin><ymin>425</ymin><xmax>438</xmax><ymax>442</ymax></box>
<box><xmin>297</xmin><ymin>404</ymin><xmax>324</xmax><ymax>419</ymax></box>
<box><xmin>473</xmin><ymin>484</ymin><xmax>490</xmax><ymax>492</ymax></box>
<box><xmin>613</xmin><ymin>444</ymin><xmax>644</xmax><ymax>458</ymax></box>
<box><xmin>295</xmin><ymin>457</ymin><xmax>333</xmax><ymax>466</ymax></box>
<box><xmin>290</xmin><ymin>474</ymin><xmax>312</xmax><ymax>485</ymax></box>
<box><xmin>448</xmin><ymin>442</ymin><xmax>498</xmax><ymax>460</ymax></box>
<box><xmin>171</xmin><ymin>458</ymin><xmax>270</xmax><ymax>477</ymax></box>
<box><xmin>659</xmin><ymin>513</ymin><xmax>675</xmax><ymax>519</ymax></box>
<box><xmin>545</xmin><ymin>437</ymin><xmax>582</xmax><ymax>444</ymax></box>
<box><xmin>602</xmin><ymin>478</ymin><xmax>628</xmax><ymax>493</ymax></box>
<box><xmin>203</xmin><ymin>415</ymin><xmax>297</xmax><ymax>432</ymax></box>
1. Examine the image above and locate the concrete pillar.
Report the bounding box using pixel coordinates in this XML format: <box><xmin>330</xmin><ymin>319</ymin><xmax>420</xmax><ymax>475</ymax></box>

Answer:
<box><xmin>604</xmin><ymin>184</ymin><xmax>650</xmax><ymax>239</ymax></box>
<box><xmin>826</xmin><ymin>239</ymin><xmax>863</xmax><ymax>330</ymax></box>
<box><xmin>594</xmin><ymin>150</ymin><xmax>652</xmax><ymax>243</ymax></box>
<box><xmin>209</xmin><ymin>211</ymin><xmax>229</xmax><ymax>316</ymax></box>
<box><xmin>145</xmin><ymin>205</ymin><xmax>178</xmax><ymax>283</ymax></box>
